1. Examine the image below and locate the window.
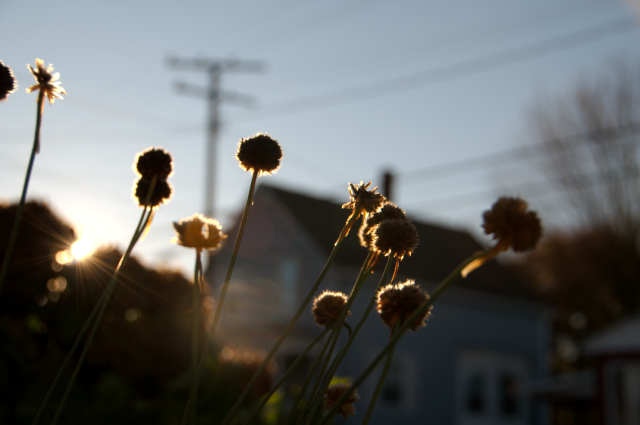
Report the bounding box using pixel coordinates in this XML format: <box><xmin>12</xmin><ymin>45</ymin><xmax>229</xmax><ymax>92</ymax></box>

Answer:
<box><xmin>381</xmin><ymin>361</ymin><xmax>403</xmax><ymax>406</ymax></box>
<box><xmin>466</xmin><ymin>372</ymin><xmax>487</xmax><ymax>414</ymax></box>
<box><xmin>374</xmin><ymin>352</ymin><xmax>417</xmax><ymax>413</ymax></box>
<box><xmin>279</xmin><ymin>256</ymin><xmax>299</xmax><ymax>309</ymax></box>
<box><xmin>603</xmin><ymin>360</ymin><xmax>640</xmax><ymax>425</ymax></box>
<box><xmin>455</xmin><ymin>350</ymin><xmax>529</xmax><ymax>425</ymax></box>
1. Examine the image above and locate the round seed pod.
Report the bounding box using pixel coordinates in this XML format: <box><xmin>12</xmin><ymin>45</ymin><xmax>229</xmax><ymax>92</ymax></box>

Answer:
<box><xmin>377</xmin><ymin>280</ymin><xmax>431</xmax><ymax>331</ymax></box>
<box><xmin>133</xmin><ymin>178</ymin><xmax>172</xmax><ymax>208</ymax></box>
<box><xmin>373</xmin><ymin>219</ymin><xmax>418</xmax><ymax>259</ymax></box>
<box><xmin>0</xmin><ymin>61</ymin><xmax>16</xmax><ymax>101</ymax></box>
<box><xmin>311</xmin><ymin>291</ymin><xmax>349</xmax><ymax>328</ymax></box>
<box><xmin>134</xmin><ymin>148</ymin><xmax>173</xmax><ymax>180</ymax></box>
<box><xmin>236</xmin><ymin>133</ymin><xmax>282</xmax><ymax>175</ymax></box>
<box><xmin>482</xmin><ymin>197</ymin><xmax>542</xmax><ymax>253</ymax></box>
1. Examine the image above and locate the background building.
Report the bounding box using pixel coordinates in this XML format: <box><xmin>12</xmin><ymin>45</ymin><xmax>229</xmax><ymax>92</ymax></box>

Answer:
<box><xmin>206</xmin><ymin>183</ymin><xmax>552</xmax><ymax>425</ymax></box>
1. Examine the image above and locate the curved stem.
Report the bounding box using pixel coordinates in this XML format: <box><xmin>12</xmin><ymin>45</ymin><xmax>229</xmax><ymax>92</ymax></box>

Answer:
<box><xmin>319</xmin><ymin>250</ymin><xmax>487</xmax><ymax>424</ymax></box>
<box><xmin>0</xmin><ymin>90</ymin><xmax>45</xmax><ymax>296</ymax></box>
<box><xmin>361</xmin><ymin>323</ymin><xmax>399</xmax><ymax>425</ymax></box>
<box><xmin>299</xmin><ymin>331</ymin><xmax>343</xmax><ymax>425</ymax></box>
<box><xmin>218</xmin><ymin>206</ymin><xmax>365</xmax><ymax>425</ymax></box>
<box><xmin>305</xmin><ymin>254</ymin><xmax>392</xmax><ymax>424</ymax></box>
<box><xmin>32</xmin><ymin>204</ymin><xmax>153</xmax><ymax>425</ymax></box>
<box><xmin>189</xmin><ymin>251</ymin><xmax>203</xmax><ymax>425</ymax></box>
<box><xmin>283</xmin><ymin>326</ymin><xmax>335</xmax><ymax>425</ymax></box>
<box><xmin>48</xmin><ymin>180</ymin><xmax>158</xmax><ymax>425</ymax></box>
<box><xmin>31</xmin><ymin>278</ymin><xmax>111</xmax><ymax>425</ymax></box>
<box><xmin>242</xmin><ymin>327</ymin><xmax>332</xmax><ymax>425</ymax></box>
<box><xmin>181</xmin><ymin>170</ymin><xmax>259</xmax><ymax>425</ymax></box>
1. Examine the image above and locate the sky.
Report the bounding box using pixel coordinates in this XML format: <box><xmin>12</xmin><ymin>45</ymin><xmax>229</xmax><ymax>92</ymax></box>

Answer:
<box><xmin>1</xmin><ymin>0</ymin><xmax>639</xmax><ymax>276</ymax></box>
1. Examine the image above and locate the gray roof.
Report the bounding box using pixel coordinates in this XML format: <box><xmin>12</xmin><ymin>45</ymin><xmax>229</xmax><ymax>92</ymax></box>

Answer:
<box><xmin>219</xmin><ymin>183</ymin><xmax>545</xmax><ymax>302</ymax></box>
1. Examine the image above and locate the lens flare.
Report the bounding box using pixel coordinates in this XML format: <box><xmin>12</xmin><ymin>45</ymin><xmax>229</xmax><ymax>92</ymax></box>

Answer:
<box><xmin>71</xmin><ymin>233</ymin><xmax>93</xmax><ymax>260</ymax></box>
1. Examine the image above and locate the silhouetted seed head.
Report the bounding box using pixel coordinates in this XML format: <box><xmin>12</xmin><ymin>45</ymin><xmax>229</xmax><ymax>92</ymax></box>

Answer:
<box><xmin>377</xmin><ymin>280</ymin><xmax>431</xmax><ymax>331</ymax></box>
<box><xmin>26</xmin><ymin>59</ymin><xmax>66</xmax><ymax>104</ymax></box>
<box><xmin>359</xmin><ymin>202</ymin><xmax>407</xmax><ymax>248</ymax></box>
<box><xmin>236</xmin><ymin>133</ymin><xmax>282</xmax><ymax>176</ymax></box>
<box><xmin>358</xmin><ymin>223</ymin><xmax>374</xmax><ymax>249</ymax></box>
<box><xmin>0</xmin><ymin>61</ymin><xmax>16</xmax><ymax>101</ymax></box>
<box><xmin>369</xmin><ymin>203</ymin><xmax>407</xmax><ymax>225</ymax></box>
<box><xmin>172</xmin><ymin>213</ymin><xmax>227</xmax><ymax>253</ymax></box>
<box><xmin>342</xmin><ymin>181</ymin><xmax>385</xmax><ymax>215</ymax></box>
<box><xmin>134</xmin><ymin>178</ymin><xmax>172</xmax><ymax>209</ymax></box>
<box><xmin>324</xmin><ymin>383</ymin><xmax>360</xmax><ymax>418</ymax></box>
<box><xmin>373</xmin><ymin>219</ymin><xmax>418</xmax><ymax>260</ymax></box>
<box><xmin>311</xmin><ymin>291</ymin><xmax>350</xmax><ymax>328</ymax></box>
<box><xmin>482</xmin><ymin>197</ymin><xmax>542</xmax><ymax>253</ymax></box>
<box><xmin>135</xmin><ymin>148</ymin><xmax>173</xmax><ymax>180</ymax></box>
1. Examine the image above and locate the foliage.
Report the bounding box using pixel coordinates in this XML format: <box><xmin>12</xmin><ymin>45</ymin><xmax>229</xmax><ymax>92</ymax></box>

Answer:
<box><xmin>0</xmin><ymin>201</ymin><xmax>271</xmax><ymax>424</ymax></box>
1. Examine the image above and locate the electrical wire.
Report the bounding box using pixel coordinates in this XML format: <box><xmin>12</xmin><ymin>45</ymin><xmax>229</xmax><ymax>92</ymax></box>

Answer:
<box><xmin>239</xmin><ymin>16</ymin><xmax>638</xmax><ymax>121</ymax></box>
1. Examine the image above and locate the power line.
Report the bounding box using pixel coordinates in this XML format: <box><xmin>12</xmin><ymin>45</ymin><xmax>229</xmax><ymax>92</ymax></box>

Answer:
<box><xmin>398</xmin><ymin>121</ymin><xmax>640</xmax><ymax>183</ymax></box>
<box><xmin>284</xmin><ymin>0</ymin><xmax>606</xmax><ymax>75</ymax></box>
<box><xmin>241</xmin><ymin>16</ymin><xmax>638</xmax><ymax>121</ymax></box>
<box><xmin>404</xmin><ymin>166</ymin><xmax>640</xmax><ymax>212</ymax></box>
<box><xmin>63</xmin><ymin>93</ymin><xmax>199</xmax><ymax>130</ymax></box>
<box><xmin>167</xmin><ymin>56</ymin><xmax>265</xmax><ymax>218</ymax></box>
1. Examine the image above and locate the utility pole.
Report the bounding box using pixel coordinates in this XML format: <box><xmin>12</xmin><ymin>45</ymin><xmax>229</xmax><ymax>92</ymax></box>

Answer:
<box><xmin>167</xmin><ymin>57</ymin><xmax>265</xmax><ymax>218</ymax></box>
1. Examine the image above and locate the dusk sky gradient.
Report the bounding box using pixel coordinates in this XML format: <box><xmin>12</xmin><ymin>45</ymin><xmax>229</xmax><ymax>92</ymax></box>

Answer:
<box><xmin>1</xmin><ymin>0</ymin><xmax>639</xmax><ymax>275</ymax></box>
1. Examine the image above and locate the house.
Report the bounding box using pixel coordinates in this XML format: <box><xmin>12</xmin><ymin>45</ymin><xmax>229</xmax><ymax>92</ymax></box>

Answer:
<box><xmin>205</xmin><ymin>183</ymin><xmax>552</xmax><ymax>425</ymax></box>
<box><xmin>525</xmin><ymin>313</ymin><xmax>640</xmax><ymax>425</ymax></box>
<box><xmin>584</xmin><ymin>313</ymin><xmax>640</xmax><ymax>425</ymax></box>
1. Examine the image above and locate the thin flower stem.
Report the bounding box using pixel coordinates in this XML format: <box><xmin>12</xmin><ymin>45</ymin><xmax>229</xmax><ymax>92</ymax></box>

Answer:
<box><xmin>283</xmin><ymin>326</ymin><xmax>335</xmax><ymax>425</ymax></box>
<box><xmin>319</xmin><ymin>250</ymin><xmax>488</xmax><ymax>424</ymax></box>
<box><xmin>189</xmin><ymin>252</ymin><xmax>203</xmax><ymax>425</ymax></box>
<box><xmin>209</xmin><ymin>169</ymin><xmax>258</xmax><ymax>345</ymax></box>
<box><xmin>322</xmin><ymin>254</ymin><xmax>394</xmax><ymax>384</ymax></box>
<box><xmin>49</xmin><ymin>180</ymin><xmax>158</xmax><ymax>425</ymax></box>
<box><xmin>298</xmin><ymin>252</ymin><xmax>373</xmax><ymax>424</ymax></box>
<box><xmin>300</xmin><ymin>338</ymin><xmax>359</xmax><ymax>425</ymax></box>
<box><xmin>303</xmin><ymin>251</ymin><xmax>376</xmax><ymax>425</ymax></box>
<box><xmin>305</xmin><ymin>254</ymin><xmax>392</xmax><ymax>425</ymax></box>
<box><xmin>242</xmin><ymin>326</ymin><xmax>332</xmax><ymax>425</ymax></box>
<box><xmin>31</xmin><ymin>278</ymin><xmax>111</xmax><ymax>425</ymax></box>
<box><xmin>361</xmin><ymin>323</ymin><xmax>399</xmax><ymax>425</ymax></box>
<box><xmin>181</xmin><ymin>170</ymin><xmax>259</xmax><ymax>425</ymax></box>
<box><xmin>0</xmin><ymin>90</ymin><xmax>45</xmax><ymax>296</ymax></box>
<box><xmin>32</xmin><ymin>203</ymin><xmax>153</xmax><ymax>425</ymax></box>
<box><xmin>298</xmin><ymin>332</ymin><xmax>345</xmax><ymax>425</ymax></box>
<box><xmin>32</xmin><ymin>200</ymin><xmax>154</xmax><ymax>425</ymax></box>
<box><xmin>219</xmin><ymin>206</ymin><xmax>365</xmax><ymax>425</ymax></box>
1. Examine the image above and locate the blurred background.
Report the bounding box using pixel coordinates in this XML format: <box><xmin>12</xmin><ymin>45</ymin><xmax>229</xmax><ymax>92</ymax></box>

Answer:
<box><xmin>1</xmin><ymin>0</ymin><xmax>639</xmax><ymax>275</ymax></box>
<box><xmin>2</xmin><ymin>1</ymin><xmax>640</xmax><ymax>424</ymax></box>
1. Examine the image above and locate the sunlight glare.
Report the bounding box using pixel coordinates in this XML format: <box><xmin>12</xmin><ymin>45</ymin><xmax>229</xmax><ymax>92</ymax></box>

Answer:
<box><xmin>55</xmin><ymin>250</ymin><xmax>73</xmax><ymax>265</ymax></box>
<box><xmin>71</xmin><ymin>233</ymin><xmax>93</xmax><ymax>260</ymax></box>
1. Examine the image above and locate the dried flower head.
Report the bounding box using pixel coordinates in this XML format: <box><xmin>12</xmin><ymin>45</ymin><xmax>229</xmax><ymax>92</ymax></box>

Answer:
<box><xmin>377</xmin><ymin>280</ymin><xmax>431</xmax><ymax>331</ymax></box>
<box><xmin>0</xmin><ymin>61</ymin><xmax>16</xmax><ymax>101</ymax></box>
<box><xmin>26</xmin><ymin>59</ymin><xmax>66</xmax><ymax>104</ymax></box>
<box><xmin>368</xmin><ymin>203</ymin><xmax>407</xmax><ymax>225</ymax></box>
<box><xmin>133</xmin><ymin>178</ymin><xmax>172</xmax><ymax>208</ymax></box>
<box><xmin>311</xmin><ymin>291</ymin><xmax>350</xmax><ymax>328</ymax></box>
<box><xmin>482</xmin><ymin>197</ymin><xmax>542</xmax><ymax>253</ymax></box>
<box><xmin>324</xmin><ymin>383</ymin><xmax>360</xmax><ymax>418</ymax></box>
<box><xmin>373</xmin><ymin>219</ymin><xmax>418</xmax><ymax>259</ymax></box>
<box><xmin>342</xmin><ymin>181</ymin><xmax>385</xmax><ymax>216</ymax></box>
<box><xmin>359</xmin><ymin>202</ymin><xmax>407</xmax><ymax>248</ymax></box>
<box><xmin>236</xmin><ymin>133</ymin><xmax>282</xmax><ymax>176</ymax></box>
<box><xmin>373</xmin><ymin>218</ymin><xmax>419</xmax><ymax>282</ymax></box>
<box><xmin>336</xmin><ymin>182</ymin><xmax>386</xmax><ymax>245</ymax></box>
<box><xmin>172</xmin><ymin>213</ymin><xmax>227</xmax><ymax>253</ymax></box>
<box><xmin>462</xmin><ymin>197</ymin><xmax>543</xmax><ymax>278</ymax></box>
<box><xmin>135</xmin><ymin>148</ymin><xmax>173</xmax><ymax>180</ymax></box>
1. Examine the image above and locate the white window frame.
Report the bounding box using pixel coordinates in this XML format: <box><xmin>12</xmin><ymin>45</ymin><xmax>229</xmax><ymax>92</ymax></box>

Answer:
<box><xmin>455</xmin><ymin>349</ymin><xmax>529</xmax><ymax>425</ymax></box>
